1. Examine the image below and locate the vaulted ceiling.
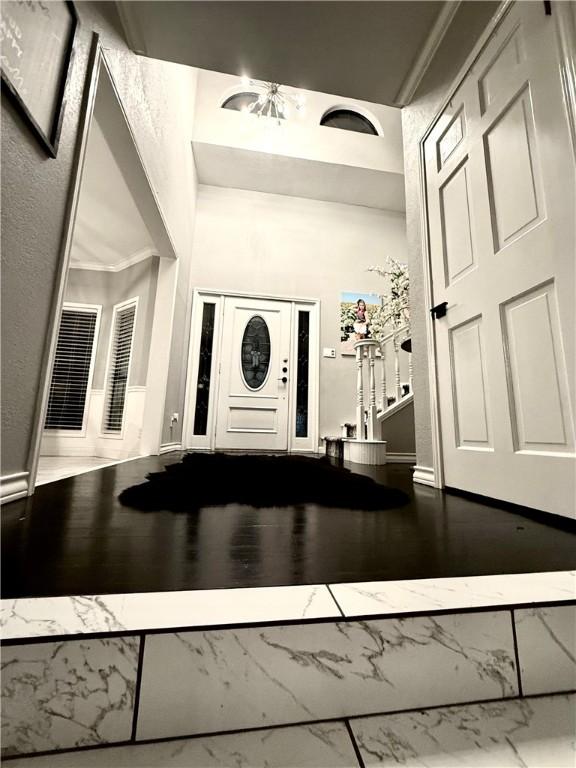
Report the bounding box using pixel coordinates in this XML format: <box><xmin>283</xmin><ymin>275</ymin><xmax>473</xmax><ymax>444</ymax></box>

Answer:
<box><xmin>71</xmin><ymin>116</ymin><xmax>155</xmax><ymax>269</ymax></box>
<box><xmin>115</xmin><ymin>1</ymin><xmax>449</xmax><ymax>107</ymax></box>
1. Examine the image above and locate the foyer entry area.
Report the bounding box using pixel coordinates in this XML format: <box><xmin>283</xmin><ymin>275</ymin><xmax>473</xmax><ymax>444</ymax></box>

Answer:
<box><xmin>32</xmin><ymin>52</ymin><xmax>179</xmax><ymax>491</ymax></box>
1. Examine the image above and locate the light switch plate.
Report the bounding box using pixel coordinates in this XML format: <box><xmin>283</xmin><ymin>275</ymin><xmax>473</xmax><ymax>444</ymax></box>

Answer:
<box><xmin>322</xmin><ymin>348</ymin><xmax>336</xmax><ymax>358</ymax></box>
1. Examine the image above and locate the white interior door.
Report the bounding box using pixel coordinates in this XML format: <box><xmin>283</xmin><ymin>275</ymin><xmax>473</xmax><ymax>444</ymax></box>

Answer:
<box><xmin>424</xmin><ymin>2</ymin><xmax>575</xmax><ymax>517</ymax></box>
<box><xmin>215</xmin><ymin>296</ymin><xmax>292</xmax><ymax>450</ymax></box>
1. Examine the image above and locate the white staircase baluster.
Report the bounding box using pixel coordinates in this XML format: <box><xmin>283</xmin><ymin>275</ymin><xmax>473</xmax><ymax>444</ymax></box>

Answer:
<box><xmin>367</xmin><ymin>344</ymin><xmax>377</xmax><ymax>440</ymax></box>
<box><xmin>380</xmin><ymin>341</ymin><xmax>387</xmax><ymax>413</ymax></box>
<box><xmin>356</xmin><ymin>344</ymin><xmax>365</xmax><ymax>441</ymax></box>
<box><xmin>394</xmin><ymin>332</ymin><xmax>402</xmax><ymax>402</ymax></box>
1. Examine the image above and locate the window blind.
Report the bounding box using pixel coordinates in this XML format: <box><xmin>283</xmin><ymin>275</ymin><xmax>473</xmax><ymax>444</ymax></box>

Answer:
<box><xmin>45</xmin><ymin>308</ymin><xmax>99</xmax><ymax>431</ymax></box>
<box><xmin>103</xmin><ymin>303</ymin><xmax>136</xmax><ymax>432</ymax></box>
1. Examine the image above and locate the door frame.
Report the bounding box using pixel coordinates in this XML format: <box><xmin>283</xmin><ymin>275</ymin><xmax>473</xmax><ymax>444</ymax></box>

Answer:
<box><xmin>24</xmin><ymin>36</ymin><xmax>180</xmax><ymax>499</ymax></box>
<box><xmin>416</xmin><ymin>0</ymin><xmax>576</xmax><ymax>489</ymax></box>
<box><xmin>182</xmin><ymin>289</ymin><xmax>320</xmax><ymax>453</ymax></box>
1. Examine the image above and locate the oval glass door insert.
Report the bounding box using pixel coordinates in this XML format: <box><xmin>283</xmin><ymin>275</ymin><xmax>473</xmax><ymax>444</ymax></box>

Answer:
<box><xmin>241</xmin><ymin>315</ymin><xmax>271</xmax><ymax>390</ymax></box>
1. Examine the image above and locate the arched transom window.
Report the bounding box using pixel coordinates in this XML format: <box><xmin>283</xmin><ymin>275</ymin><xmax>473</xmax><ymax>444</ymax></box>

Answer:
<box><xmin>221</xmin><ymin>92</ymin><xmax>260</xmax><ymax>112</ymax></box>
<box><xmin>320</xmin><ymin>108</ymin><xmax>378</xmax><ymax>135</ymax></box>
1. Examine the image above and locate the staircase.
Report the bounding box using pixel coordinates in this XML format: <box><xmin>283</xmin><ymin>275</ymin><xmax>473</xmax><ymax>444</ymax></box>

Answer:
<box><xmin>344</xmin><ymin>325</ymin><xmax>413</xmax><ymax>464</ymax></box>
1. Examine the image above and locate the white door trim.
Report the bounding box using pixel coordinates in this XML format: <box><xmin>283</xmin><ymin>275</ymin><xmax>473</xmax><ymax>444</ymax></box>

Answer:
<box><xmin>553</xmin><ymin>0</ymin><xmax>576</xmax><ymax>160</ymax></box>
<box><xmin>24</xmin><ymin>37</ymin><xmax>178</xmax><ymax>499</ymax></box>
<box><xmin>416</xmin><ymin>0</ymin><xmax>576</xmax><ymax>492</ymax></box>
<box><xmin>183</xmin><ymin>289</ymin><xmax>320</xmax><ymax>453</ymax></box>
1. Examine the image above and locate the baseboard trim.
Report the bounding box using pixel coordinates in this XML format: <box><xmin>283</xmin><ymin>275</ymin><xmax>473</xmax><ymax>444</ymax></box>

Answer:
<box><xmin>159</xmin><ymin>442</ymin><xmax>182</xmax><ymax>455</ymax></box>
<box><xmin>1</xmin><ymin>472</ymin><xmax>30</xmax><ymax>505</ymax></box>
<box><xmin>386</xmin><ymin>452</ymin><xmax>416</xmax><ymax>464</ymax></box>
<box><xmin>413</xmin><ymin>465</ymin><xmax>436</xmax><ymax>487</ymax></box>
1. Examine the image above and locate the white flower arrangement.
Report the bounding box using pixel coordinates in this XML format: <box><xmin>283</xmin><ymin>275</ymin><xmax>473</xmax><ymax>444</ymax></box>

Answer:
<box><xmin>366</xmin><ymin>257</ymin><xmax>410</xmax><ymax>343</ymax></box>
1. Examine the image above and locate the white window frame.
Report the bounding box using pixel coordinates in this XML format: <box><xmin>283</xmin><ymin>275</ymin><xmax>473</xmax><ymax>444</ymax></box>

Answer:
<box><xmin>319</xmin><ymin>104</ymin><xmax>383</xmax><ymax>136</ymax></box>
<box><xmin>43</xmin><ymin>302</ymin><xmax>102</xmax><ymax>438</ymax></box>
<box><xmin>101</xmin><ymin>296</ymin><xmax>139</xmax><ymax>439</ymax></box>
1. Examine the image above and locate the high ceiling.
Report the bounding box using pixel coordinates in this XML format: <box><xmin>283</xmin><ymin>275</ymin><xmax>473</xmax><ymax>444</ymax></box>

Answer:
<box><xmin>115</xmin><ymin>1</ymin><xmax>447</xmax><ymax>107</ymax></box>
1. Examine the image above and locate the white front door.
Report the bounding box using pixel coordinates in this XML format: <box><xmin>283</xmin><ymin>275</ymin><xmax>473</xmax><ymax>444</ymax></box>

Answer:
<box><xmin>215</xmin><ymin>296</ymin><xmax>292</xmax><ymax>450</ymax></box>
<box><xmin>424</xmin><ymin>2</ymin><xmax>575</xmax><ymax>517</ymax></box>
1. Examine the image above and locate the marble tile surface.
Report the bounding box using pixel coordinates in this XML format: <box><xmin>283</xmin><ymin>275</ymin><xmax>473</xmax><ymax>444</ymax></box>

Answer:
<box><xmin>1</xmin><ymin>637</ymin><xmax>139</xmax><ymax>757</ymax></box>
<box><xmin>515</xmin><ymin>605</ymin><xmax>576</xmax><ymax>695</ymax></box>
<box><xmin>4</xmin><ymin>721</ymin><xmax>360</xmax><ymax>767</ymax></box>
<box><xmin>136</xmin><ymin>611</ymin><xmax>518</xmax><ymax>740</ymax></box>
<box><xmin>352</xmin><ymin>693</ymin><xmax>576</xmax><ymax>767</ymax></box>
<box><xmin>330</xmin><ymin>571</ymin><xmax>576</xmax><ymax>617</ymax></box>
<box><xmin>1</xmin><ymin>585</ymin><xmax>340</xmax><ymax>641</ymax></box>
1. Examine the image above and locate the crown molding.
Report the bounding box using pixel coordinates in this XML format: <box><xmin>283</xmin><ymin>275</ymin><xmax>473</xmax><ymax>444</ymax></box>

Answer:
<box><xmin>70</xmin><ymin>247</ymin><xmax>157</xmax><ymax>273</ymax></box>
<box><xmin>395</xmin><ymin>1</ymin><xmax>462</xmax><ymax>106</ymax></box>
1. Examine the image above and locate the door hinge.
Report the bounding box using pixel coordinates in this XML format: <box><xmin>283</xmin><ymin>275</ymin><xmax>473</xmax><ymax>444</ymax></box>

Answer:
<box><xmin>543</xmin><ymin>1</ymin><xmax>552</xmax><ymax>16</ymax></box>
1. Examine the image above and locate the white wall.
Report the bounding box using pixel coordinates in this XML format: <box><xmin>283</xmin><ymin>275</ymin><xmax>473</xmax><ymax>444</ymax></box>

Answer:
<box><xmin>193</xmin><ymin>70</ymin><xmax>404</xmax><ymax>175</ymax></box>
<box><xmin>104</xmin><ymin>53</ymin><xmax>199</xmax><ymax>263</ymax></box>
<box><xmin>189</xmin><ymin>185</ymin><xmax>408</xmax><ymax>438</ymax></box>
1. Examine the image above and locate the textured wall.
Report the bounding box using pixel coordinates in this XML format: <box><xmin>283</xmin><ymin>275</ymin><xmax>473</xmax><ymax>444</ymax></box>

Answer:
<box><xmin>401</xmin><ymin>2</ymin><xmax>498</xmax><ymax>470</ymax></box>
<box><xmin>1</xmin><ymin>2</ymin><xmax>197</xmax><ymax>477</ymax></box>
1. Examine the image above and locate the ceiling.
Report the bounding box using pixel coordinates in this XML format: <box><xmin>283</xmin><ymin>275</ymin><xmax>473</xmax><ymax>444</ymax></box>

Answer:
<box><xmin>193</xmin><ymin>142</ymin><xmax>405</xmax><ymax>211</ymax></box>
<box><xmin>71</xmin><ymin>117</ymin><xmax>155</xmax><ymax>270</ymax></box>
<box><xmin>115</xmin><ymin>1</ymin><xmax>447</xmax><ymax>107</ymax></box>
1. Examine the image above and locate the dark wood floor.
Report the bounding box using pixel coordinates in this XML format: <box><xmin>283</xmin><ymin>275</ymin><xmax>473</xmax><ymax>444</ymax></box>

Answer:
<box><xmin>2</xmin><ymin>453</ymin><xmax>575</xmax><ymax>598</ymax></box>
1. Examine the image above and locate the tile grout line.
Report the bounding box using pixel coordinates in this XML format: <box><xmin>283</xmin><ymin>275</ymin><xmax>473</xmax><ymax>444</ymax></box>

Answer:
<box><xmin>509</xmin><ymin>608</ymin><xmax>524</xmax><ymax>697</ymax></box>
<box><xmin>4</xmin><ymin>691</ymin><xmax>575</xmax><ymax>763</ymax></box>
<box><xmin>344</xmin><ymin>718</ymin><xmax>366</xmax><ymax>768</ymax></box>
<box><xmin>130</xmin><ymin>633</ymin><xmax>146</xmax><ymax>742</ymax></box>
<box><xmin>326</xmin><ymin>584</ymin><xmax>346</xmax><ymax>617</ymax></box>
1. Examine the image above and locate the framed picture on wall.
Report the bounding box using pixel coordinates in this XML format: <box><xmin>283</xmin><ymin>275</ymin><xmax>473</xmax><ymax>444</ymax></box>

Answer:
<box><xmin>0</xmin><ymin>0</ymin><xmax>78</xmax><ymax>158</ymax></box>
<box><xmin>340</xmin><ymin>291</ymin><xmax>381</xmax><ymax>356</ymax></box>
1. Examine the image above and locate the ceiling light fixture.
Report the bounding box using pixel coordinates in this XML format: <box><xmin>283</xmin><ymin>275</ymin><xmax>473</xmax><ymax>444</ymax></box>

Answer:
<box><xmin>240</xmin><ymin>76</ymin><xmax>305</xmax><ymax>124</ymax></box>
